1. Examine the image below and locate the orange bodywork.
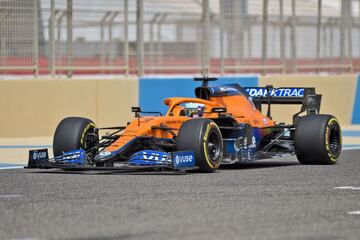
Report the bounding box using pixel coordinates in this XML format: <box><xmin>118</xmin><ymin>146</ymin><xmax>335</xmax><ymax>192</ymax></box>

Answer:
<box><xmin>106</xmin><ymin>95</ymin><xmax>275</xmax><ymax>152</ymax></box>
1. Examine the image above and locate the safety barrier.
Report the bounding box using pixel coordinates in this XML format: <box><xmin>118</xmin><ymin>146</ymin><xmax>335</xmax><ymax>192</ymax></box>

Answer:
<box><xmin>0</xmin><ymin>78</ymin><xmax>138</xmax><ymax>137</ymax></box>
<box><xmin>1</xmin><ymin>74</ymin><xmax>358</xmax><ymax>138</ymax></box>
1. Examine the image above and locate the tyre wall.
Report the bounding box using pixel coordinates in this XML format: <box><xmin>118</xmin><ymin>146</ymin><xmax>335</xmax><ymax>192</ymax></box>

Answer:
<box><xmin>0</xmin><ymin>78</ymin><xmax>138</xmax><ymax>137</ymax></box>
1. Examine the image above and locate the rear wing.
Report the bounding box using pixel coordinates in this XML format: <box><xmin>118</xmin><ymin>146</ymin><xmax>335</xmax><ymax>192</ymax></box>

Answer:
<box><xmin>243</xmin><ymin>85</ymin><xmax>322</xmax><ymax>124</ymax></box>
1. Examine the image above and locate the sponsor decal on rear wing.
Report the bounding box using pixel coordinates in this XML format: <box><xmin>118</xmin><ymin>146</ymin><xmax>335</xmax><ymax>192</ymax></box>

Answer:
<box><xmin>243</xmin><ymin>86</ymin><xmax>322</xmax><ymax>124</ymax></box>
<box><xmin>243</xmin><ymin>86</ymin><xmax>319</xmax><ymax>105</ymax></box>
<box><xmin>244</xmin><ymin>87</ymin><xmax>305</xmax><ymax>98</ymax></box>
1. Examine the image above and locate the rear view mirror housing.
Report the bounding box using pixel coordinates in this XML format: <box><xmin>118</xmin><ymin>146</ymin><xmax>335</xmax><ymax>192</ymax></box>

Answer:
<box><xmin>211</xmin><ymin>107</ymin><xmax>227</xmax><ymax>113</ymax></box>
<box><xmin>131</xmin><ymin>107</ymin><xmax>141</xmax><ymax>113</ymax></box>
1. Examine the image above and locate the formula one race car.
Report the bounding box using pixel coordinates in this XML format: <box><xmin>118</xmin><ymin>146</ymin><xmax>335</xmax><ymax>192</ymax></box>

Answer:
<box><xmin>27</xmin><ymin>77</ymin><xmax>342</xmax><ymax>173</ymax></box>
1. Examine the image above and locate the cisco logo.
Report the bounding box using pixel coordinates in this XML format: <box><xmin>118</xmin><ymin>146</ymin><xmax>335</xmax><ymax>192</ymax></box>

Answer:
<box><xmin>175</xmin><ymin>155</ymin><xmax>193</xmax><ymax>165</ymax></box>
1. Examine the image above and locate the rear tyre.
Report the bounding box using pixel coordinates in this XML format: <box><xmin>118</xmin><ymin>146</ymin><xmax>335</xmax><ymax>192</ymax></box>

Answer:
<box><xmin>295</xmin><ymin>114</ymin><xmax>342</xmax><ymax>164</ymax></box>
<box><xmin>177</xmin><ymin>119</ymin><xmax>223</xmax><ymax>172</ymax></box>
<box><xmin>53</xmin><ymin>117</ymin><xmax>98</xmax><ymax>157</ymax></box>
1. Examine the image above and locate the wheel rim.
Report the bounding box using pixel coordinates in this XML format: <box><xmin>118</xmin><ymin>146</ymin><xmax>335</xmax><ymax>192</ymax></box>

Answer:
<box><xmin>207</xmin><ymin>131</ymin><xmax>221</xmax><ymax>161</ymax></box>
<box><xmin>84</xmin><ymin>128</ymin><xmax>97</xmax><ymax>150</ymax></box>
<box><xmin>329</xmin><ymin>127</ymin><xmax>340</xmax><ymax>155</ymax></box>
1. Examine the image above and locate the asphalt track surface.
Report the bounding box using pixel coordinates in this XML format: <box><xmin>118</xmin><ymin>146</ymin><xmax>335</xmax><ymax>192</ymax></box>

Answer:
<box><xmin>1</xmin><ymin>150</ymin><xmax>360</xmax><ymax>240</ymax></box>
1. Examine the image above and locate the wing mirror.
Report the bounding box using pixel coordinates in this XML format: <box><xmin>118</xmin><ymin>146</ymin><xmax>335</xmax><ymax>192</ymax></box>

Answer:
<box><xmin>131</xmin><ymin>107</ymin><xmax>141</xmax><ymax>113</ymax></box>
<box><xmin>131</xmin><ymin>107</ymin><xmax>141</xmax><ymax>119</ymax></box>
<box><xmin>211</xmin><ymin>107</ymin><xmax>227</xmax><ymax>113</ymax></box>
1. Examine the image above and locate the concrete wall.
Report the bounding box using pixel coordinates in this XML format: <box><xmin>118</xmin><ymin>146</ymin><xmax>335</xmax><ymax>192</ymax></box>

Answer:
<box><xmin>0</xmin><ymin>78</ymin><xmax>138</xmax><ymax>137</ymax></box>
<box><xmin>1</xmin><ymin>74</ymin><xmax>358</xmax><ymax>138</ymax></box>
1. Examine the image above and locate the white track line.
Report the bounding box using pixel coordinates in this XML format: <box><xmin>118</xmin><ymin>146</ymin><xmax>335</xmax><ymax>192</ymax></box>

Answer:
<box><xmin>343</xmin><ymin>146</ymin><xmax>360</xmax><ymax>150</ymax></box>
<box><xmin>0</xmin><ymin>195</ymin><xmax>22</xmax><ymax>198</ymax></box>
<box><xmin>0</xmin><ymin>166</ymin><xmax>24</xmax><ymax>170</ymax></box>
<box><xmin>334</xmin><ymin>186</ymin><xmax>360</xmax><ymax>190</ymax></box>
<box><xmin>348</xmin><ymin>211</ymin><xmax>360</xmax><ymax>215</ymax></box>
<box><xmin>10</xmin><ymin>238</ymin><xmax>40</xmax><ymax>240</ymax></box>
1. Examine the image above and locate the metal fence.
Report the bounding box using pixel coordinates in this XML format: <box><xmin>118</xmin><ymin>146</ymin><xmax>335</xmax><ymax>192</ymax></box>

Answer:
<box><xmin>0</xmin><ymin>0</ymin><xmax>39</xmax><ymax>74</ymax></box>
<box><xmin>0</xmin><ymin>0</ymin><xmax>359</xmax><ymax>77</ymax></box>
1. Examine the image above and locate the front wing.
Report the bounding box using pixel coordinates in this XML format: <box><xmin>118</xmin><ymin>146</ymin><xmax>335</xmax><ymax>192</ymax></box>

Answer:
<box><xmin>26</xmin><ymin>148</ymin><xmax>196</xmax><ymax>171</ymax></box>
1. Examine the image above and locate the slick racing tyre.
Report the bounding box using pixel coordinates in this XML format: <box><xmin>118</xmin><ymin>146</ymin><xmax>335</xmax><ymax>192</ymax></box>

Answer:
<box><xmin>177</xmin><ymin>119</ymin><xmax>223</xmax><ymax>172</ymax></box>
<box><xmin>53</xmin><ymin>117</ymin><xmax>98</xmax><ymax>157</ymax></box>
<box><xmin>295</xmin><ymin>114</ymin><xmax>342</xmax><ymax>164</ymax></box>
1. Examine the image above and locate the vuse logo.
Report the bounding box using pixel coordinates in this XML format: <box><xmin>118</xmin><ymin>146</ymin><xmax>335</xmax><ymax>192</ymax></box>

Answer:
<box><xmin>33</xmin><ymin>151</ymin><xmax>47</xmax><ymax>160</ymax></box>
<box><xmin>175</xmin><ymin>155</ymin><xmax>193</xmax><ymax>165</ymax></box>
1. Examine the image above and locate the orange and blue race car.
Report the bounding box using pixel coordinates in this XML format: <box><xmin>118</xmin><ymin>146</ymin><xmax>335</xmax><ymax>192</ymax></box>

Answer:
<box><xmin>27</xmin><ymin>77</ymin><xmax>342</xmax><ymax>173</ymax></box>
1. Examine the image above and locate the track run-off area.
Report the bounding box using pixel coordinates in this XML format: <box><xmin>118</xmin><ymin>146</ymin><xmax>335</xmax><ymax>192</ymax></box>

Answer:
<box><xmin>0</xmin><ymin>148</ymin><xmax>359</xmax><ymax>240</ymax></box>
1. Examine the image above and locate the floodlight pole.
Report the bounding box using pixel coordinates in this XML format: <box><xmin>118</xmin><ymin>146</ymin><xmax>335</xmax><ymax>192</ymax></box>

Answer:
<box><xmin>100</xmin><ymin>12</ymin><xmax>111</xmax><ymax>72</ymax></box>
<box><xmin>33</xmin><ymin>0</ymin><xmax>39</xmax><ymax>77</ymax></box>
<box><xmin>340</xmin><ymin>0</ymin><xmax>346</xmax><ymax>66</ymax></box>
<box><xmin>220</xmin><ymin>0</ymin><xmax>224</xmax><ymax>75</ymax></box>
<box><xmin>347</xmin><ymin>0</ymin><xmax>353</xmax><ymax>72</ymax></box>
<box><xmin>157</xmin><ymin>14</ymin><xmax>167</xmax><ymax>67</ymax></box>
<box><xmin>316</xmin><ymin>0</ymin><xmax>322</xmax><ymax>61</ymax></box>
<box><xmin>290</xmin><ymin>0</ymin><xmax>297</xmax><ymax>73</ymax></box>
<box><xmin>202</xmin><ymin>0</ymin><xmax>210</xmax><ymax>75</ymax></box>
<box><xmin>124</xmin><ymin>0</ymin><xmax>129</xmax><ymax>75</ymax></box>
<box><xmin>108</xmin><ymin>12</ymin><xmax>119</xmax><ymax>69</ymax></box>
<box><xmin>66</xmin><ymin>0</ymin><xmax>73</xmax><ymax>78</ymax></box>
<box><xmin>279</xmin><ymin>0</ymin><xmax>285</xmax><ymax>73</ymax></box>
<box><xmin>149</xmin><ymin>13</ymin><xmax>160</xmax><ymax>67</ymax></box>
<box><xmin>262</xmin><ymin>0</ymin><xmax>268</xmax><ymax>75</ymax></box>
<box><xmin>49</xmin><ymin>0</ymin><xmax>55</xmax><ymax>77</ymax></box>
<box><xmin>136</xmin><ymin>0</ymin><xmax>144</xmax><ymax>76</ymax></box>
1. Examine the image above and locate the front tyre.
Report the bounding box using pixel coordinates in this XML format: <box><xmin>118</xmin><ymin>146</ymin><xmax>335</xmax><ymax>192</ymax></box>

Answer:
<box><xmin>53</xmin><ymin>117</ymin><xmax>98</xmax><ymax>157</ymax></box>
<box><xmin>177</xmin><ymin>119</ymin><xmax>223</xmax><ymax>172</ymax></box>
<box><xmin>295</xmin><ymin>114</ymin><xmax>342</xmax><ymax>164</ymax></box>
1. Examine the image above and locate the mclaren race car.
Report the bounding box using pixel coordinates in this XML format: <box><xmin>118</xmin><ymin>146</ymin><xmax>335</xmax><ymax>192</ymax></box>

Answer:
<box><xmin>27</xmin><ymin>77</ymin><xmax>342</xmax><ymax>173</ymax></box>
